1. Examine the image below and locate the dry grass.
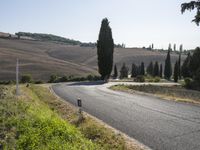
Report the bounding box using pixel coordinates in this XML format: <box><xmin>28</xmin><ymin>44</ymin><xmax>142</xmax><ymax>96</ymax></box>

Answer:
<box><xmin>111</xmin><ymin>84</ymin><xmax>200</xmax><ymax>105</ymax></box>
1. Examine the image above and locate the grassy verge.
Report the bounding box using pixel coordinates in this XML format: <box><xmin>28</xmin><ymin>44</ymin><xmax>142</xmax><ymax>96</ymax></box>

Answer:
<box><xmin>0</xmin><ymin>84</ymin><xmax>142</xmax><ymax>150</ymax></box>
<box><xmin>110</xmin><ymin>84</ymin><xmax>200</xmax><ymax>104</ymax></box>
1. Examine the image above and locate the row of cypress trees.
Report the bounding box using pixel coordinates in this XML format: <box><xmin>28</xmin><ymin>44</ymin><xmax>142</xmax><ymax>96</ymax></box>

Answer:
<box><xmin>113</xmin><ymin>49</ymin><xmax>181</xmax><ymax>82</ymax></box>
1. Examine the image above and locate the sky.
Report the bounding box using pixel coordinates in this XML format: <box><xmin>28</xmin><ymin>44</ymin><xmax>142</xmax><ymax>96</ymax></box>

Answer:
<box><xmin>0</xmin><ymin>0</ymin><xmax>199</xmax><ymax>49</ymax></box>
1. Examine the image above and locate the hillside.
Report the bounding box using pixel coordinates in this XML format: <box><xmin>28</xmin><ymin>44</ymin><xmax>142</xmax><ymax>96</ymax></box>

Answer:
<box><xmin>0</xmin><ymin>38</ymin><xmax>186</xmax><ymax>81</ymax></box>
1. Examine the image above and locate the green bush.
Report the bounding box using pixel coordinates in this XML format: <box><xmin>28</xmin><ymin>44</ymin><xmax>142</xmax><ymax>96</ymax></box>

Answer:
<box><xmin>154</xmin><ymin>77</ymin><xmax>160</xmax><ymax>82</ymax></box>
<box><xmin>184</xmin><ymin>78</ymin><xmax>193</xmax><ymax>88</ymax></box>
<box><xmin>134</xmin><ymin>75</ymin><xmax>145</xmax><ymax>82</ymax></box>
<box><xmin>21</xmin><ymin>74</ymin><xmax>32</xmax><ymax>83</ymax></box>
<box><xmin>49</xmin><ymin>75</ymin><xmax>58</xmax><ymax>83</ymax></box>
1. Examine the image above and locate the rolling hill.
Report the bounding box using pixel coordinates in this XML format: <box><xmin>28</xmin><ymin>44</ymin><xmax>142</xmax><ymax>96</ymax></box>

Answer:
<box><xmin>0</xmin><ymin>38</ymin><xmax>186</xmax><ymax>81</ymax></box>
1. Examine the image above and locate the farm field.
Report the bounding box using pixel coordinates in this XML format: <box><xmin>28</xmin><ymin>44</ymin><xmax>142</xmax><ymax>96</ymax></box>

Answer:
<box><xmin>0</xmin><ymin>38</ymin><xmax>185</xmax><ymax>81</ymax></box>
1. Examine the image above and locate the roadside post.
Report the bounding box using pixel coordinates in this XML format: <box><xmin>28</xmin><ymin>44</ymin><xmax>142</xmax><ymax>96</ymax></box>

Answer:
<box><xmin>77</xmin><ymin>98</ymin><xmax>83</xmax><ymax>122</ymax></box>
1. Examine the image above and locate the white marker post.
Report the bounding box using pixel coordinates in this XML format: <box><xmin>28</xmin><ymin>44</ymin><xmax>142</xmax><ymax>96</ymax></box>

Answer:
<box><xmin>16</xmin><ymin>59</ymin><xmax>20</xmax><ymax>96</ymax></box>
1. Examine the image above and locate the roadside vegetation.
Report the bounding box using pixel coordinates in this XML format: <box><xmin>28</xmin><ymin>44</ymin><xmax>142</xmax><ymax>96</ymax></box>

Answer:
<box><xmin>111</xmin><ymin>84</ymin><xmax>200</xmax><ymax>104</ymax></box>
<box><xmin>0</xmin><ymin>84</ymin><xmax>141</xmax><ymax>150</ymax></box>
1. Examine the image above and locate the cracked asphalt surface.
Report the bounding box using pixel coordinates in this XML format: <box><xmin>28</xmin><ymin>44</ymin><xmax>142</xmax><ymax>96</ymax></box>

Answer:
<box><xmin>52</xmin><ymin>81</ymin><xmax>200</xmax><ymax>150</ymax></box>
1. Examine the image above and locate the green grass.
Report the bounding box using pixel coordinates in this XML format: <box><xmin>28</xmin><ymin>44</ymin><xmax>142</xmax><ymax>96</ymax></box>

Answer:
<box><xmin>0</xmin><ymin>84</ymin><xmax>137</xmax><ymax>150</ymax></box>
<box><xmin>30</xmin><ymin>85</ymin><xmax>129</xmax><ymax>150</ymax></box>
<box><xmin>0</xmin><ymin>85</ymin><xmax>100</xmax><ymax>150</ymax></box>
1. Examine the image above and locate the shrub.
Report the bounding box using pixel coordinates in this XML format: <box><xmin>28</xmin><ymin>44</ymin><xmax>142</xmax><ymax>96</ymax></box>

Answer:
<box><xmin>49</xmin><ymin>75</ymin><xmax>58</xmax><ymax>83</ymax></box>
<box><xmin>184</xmin><ymin>78</ymin><xmax>193</xmax><ymax>88</ymax></box>
<box><xmin>134</xmin><ymin>75</ymin><xmax>145</xmax><ymax>82</ymax></box>
<box><xmin>154</xmin><ymin>77</ymin><xmax>160</xmax><ymax>82</ymax></box>
<box><xmin>21</xmin><ymin>74</ymin><xmax>32</xmax><ymax>83</ymax></box>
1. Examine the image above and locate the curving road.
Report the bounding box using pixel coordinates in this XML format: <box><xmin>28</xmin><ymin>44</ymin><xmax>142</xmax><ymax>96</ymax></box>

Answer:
<box><xmin>52</xmin><ymin>81</ymin><xmax>200</xmax><ymax>150</ymax></box>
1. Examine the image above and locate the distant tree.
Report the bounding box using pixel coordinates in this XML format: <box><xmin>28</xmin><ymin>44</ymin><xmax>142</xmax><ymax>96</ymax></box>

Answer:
<box><xmin>159</xmin><ymin>64</ymin><xmax>163</xmax><ymax>78</ymax></box>
<box><xmin>152</xmin><ymin>43</ymin><xmax>154</xmax><ymax>50</ymax></box>
<box><xmin>189</xmin><ymin>47</ymin><xmax>200</xmax><ymax>80</ymax></box>
<box><xmin>147</xmin><ymin>61</ymin><xmax>154</xmax><ymax>76</ymax></box>
<box><xmin>178</xmin><ymin>50</ymin><xmax>182</xmax><ymax>79</ymax></box>
<box><xmin>181</xmin><ymin>1</ymin><xmax>200</xmax><ymax>26</ymax></box>
<box><xmin>140</xmin><ymin>62</ymin><xmax>145</xmax><ymax>75</ymax></box>
<box><xmin>21</xmin><ymin>74</ymin><xmax>32</xmax><ymax>83</ymax></box>
<box><xmin>168</xmin><ymin>43</ymin><xmax>172</xmax><ymax>51</ymax></box>
<box><xmin>131</xmin><ymin>63</ymin><xmax>138</xmax><ymax>77</ymax></box>
<box><xmin>179</xmin><ymin>44</ymin><xmax>183</xmax><ymax>52</ymax></box>
<box><xmin>173</xmin><ymin>44</ymin><xmax>176</xmax><ymax>51</ymax></box>
<box><xmin>49</xmin><ymin>75</ymin><xmax>58</xmax><ymax>83</ymax></box>
<box><xmin>120</xmin><ymin>63</ymin><xmax>129</xmax><ymax>79</ymax></box>
<box><xmin>164</xmin><ymin>50</ymin><xmax>172</xmax><ymax>79</ymax></box>
<box><xmin>97</xmin><ymin>18</ymin><xmax>114</xmax><ymax>80</ymax></box>
<box><xmin>181</xmin><ymin>52</ymin><xmax>192</xmax><ymax>78</ymax></box>
<box><xmin>113</xmin><ymin>64</ymin><xmax>118</xmax><ymax>79</ymax></box>
<box><xmin>153</xmin><ymin>61</ymin><xmax>159</xmax><ymax>77</ymax></box>
<box><xmin>174</xmin><ymin>61</ymin><xmax>179</xmax><ymax>82</ymax></box>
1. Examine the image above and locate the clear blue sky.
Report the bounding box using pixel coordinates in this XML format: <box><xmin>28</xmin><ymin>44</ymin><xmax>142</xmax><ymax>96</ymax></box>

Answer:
<box><xmin>0</xmin><ymin>0</ymin><xmax>199</xmax><ymax>49</ymax></box>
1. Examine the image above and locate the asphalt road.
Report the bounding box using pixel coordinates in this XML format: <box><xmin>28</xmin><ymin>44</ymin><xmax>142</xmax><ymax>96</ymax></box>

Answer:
<box><xmin>52</xmin><ymin>81</ymin><xmax>200</xmax><ymax>150</ymax></box>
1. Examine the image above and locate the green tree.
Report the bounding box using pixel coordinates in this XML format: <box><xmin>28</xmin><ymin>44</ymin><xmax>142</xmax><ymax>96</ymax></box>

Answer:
<box><xmin>113</xmin><ymin>64</ymin><xmax>118</xmax><ymax>79</ymax></box>
<box><xmin>120</xmin><ymin>63</ymin><xmax>129</xmax><ymax>79</ymax></box>
<box><xmin>164</xmin><ymin>50</ymin><xmax>172</xmax><ymax>79</ymax></box>
<box><xmin>168</xmin><ymin>43</ymin><xmax>172</xmax><ymax>51</ymax></box>
<box><xmin>21</xmin><ymin>74</ymin><xmax>32</xmax><ymax>83</ymax></box>
<box><xmin>174</xmin><ymin>61</ymin><xmax>179</xmax><ymax>82</ymax></box>
<box><xmin>159</xmin><ymin>64</ymin><xmax>163</xmax><ymax>78</ymax></box>
<box><xmin>181</xmin><ymin>1</ymin><xmax>200</xmax><ymax>26</ymax></box>
<box><xmin>147</xmin><ymin>61</ymin><xmax>154</xmax><ymax>76</ymax></box>
<box><xmin>153</xmin><ymin>61</ymin><xmax>159</xmax><ymax>77</ymax></box>
<box><xmin>97</xmin><ymin>18</ymin><xmax>114</xmax><ymax>80</ymax></box>
<box><xmin>131</xmin><ymin>63</ymin><xmax>138</xmax><ymax>77</ymax></box>
<box><xmin>173</xmin><ymin>44</ymin><xmax>176</xmax><ymax>51</ymax></box>
<box><xmin>181</xmin><ymin>52</ymin><xmax>192</xmax><ymax>78</ymax></box>
<box><xmin>140</xmin><ymin>62</ymin><xmax>145</xmax><ymax>75</ymax></box>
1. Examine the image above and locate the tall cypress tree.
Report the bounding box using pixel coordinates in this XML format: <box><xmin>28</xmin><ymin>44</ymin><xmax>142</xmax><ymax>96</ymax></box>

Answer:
<box><xmin>181</xmin><ymin>52</ymin><xmax>192</xmax><ymax>78</ymax></box>
<box><xmin>120</xmin><ymin>63</ymin><xmax>129</xmax><ymax>79</ymax></box>
<box><xmin>140</xmin><ymin>62</ymin><xmax>145</xmax><ymax>75</ymax></box>
<box><xmin>178</xmin><ymin>45</ymin><xmax>183</xmax><ymax>79</ymax></box>
<box><xmin>147</xmin><ymin>61</ymin><xmax>154</xmax><ymax>76</ymax></box>
<box><xmin>113</xmin><ymin>64</ymin><xmax>118</xmax><ymax>79</ymax></box>
<box><xmin>131</xmin><ymin>63</ymin><xmax>138</xmax><ymax>77</ymax></box>
<box><xmin>164</xmin><ymin>50</ymin><xmax>172</xmax><ymax>79</ymax></box>
<box><xmin>159</xmin><ymin>64</ymin><xmax>163</xmax><ymax>78</ymax></box>
<box><xmin>174</xmin><ymin>61</ymin><xmax>179</xmax><ymax>82</ymax></box>
<box><xmin>153</xmin><ymin>61</ymin><xmax>159</xmax><ymax>77</ymax></box>
<box><xmin>97</xmin><ymin>18</ymin><xmax>114</xmax><ymax>80</ymax></box>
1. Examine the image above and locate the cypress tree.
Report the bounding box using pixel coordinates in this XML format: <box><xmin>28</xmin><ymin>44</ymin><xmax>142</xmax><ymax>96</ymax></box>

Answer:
<box><xmin>97</xmin><ymin>18</ymin><xmax>114</xmax><ymax>80</ymax></box>
<box><xmin>173</xmin><ymin>44</ymin><xmax>176</xmax><ymax>51</ymax></box>
<box><xmin>120</xmin><ymin>63</ymin><xmax>129</xmax><ymax>79</ymax></box>
<box><xmin>178</xmin><ymin>45</ymin><xmax>183</xmax><ymax>79</ymax></box>
<box><xmin>113</xmin><ymin>64</ymin><xmax>118</xmax><ymax>79</ymax></box>
<box><xmin>140</xmin><ymin>62</ymin><xmax>145</xmax><ymax>75</ymax></box>
<box><xmin>168</xmin><ymin>43</ymin><xmax>172</xmax><ymax>51</ymax></box>
<box><xmin>164</xmin><ymin>50</ymin><xmax>172</xmax><ymax>79</ymax></box>
<box><xmin>153</xmin><ymin>61</ymin><xmax>159</xmax><ymax>77</ymax></box>
<box><xmin>174</xmin><ymin>61</ymin><xmax>179</xmax><ymax>82</ymax></box>
<box><xmin>181</xmin><ymin>52</ymin><xmax>192</xmax><ymax>78</ymax></box>
<box><xmin>189</xmin><ymin>47</ymin><xmax>200</xmax><ymax>79</ymax></box>
<box><xmin>147</xmin><ymin>61</ymin><xmax>154</xmax><ymax>76</ymax></box>
<box><xmin>131</xmin><ymin>63</ymin><xmax>138</xmax><ymax>77</ymax></box>
<box><xmin>159</xmin><ymin>64</ymin><xmax>163</xmax><ymax>78</ymax></box>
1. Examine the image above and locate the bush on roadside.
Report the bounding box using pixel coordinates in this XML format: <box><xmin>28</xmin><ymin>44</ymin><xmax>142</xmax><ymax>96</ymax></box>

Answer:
<box><xmin>154</xmin><ymin>77</ymin><xmax>160</xmax><ymax>82</ymax></box>
<box><xmin>134</xmin><ymin>75</ymin><xmax>145</xmax><ymax>82</ymax></box>
<box><xmin>21</xmin><ymin>74</ymin><xmax>32</xmax><ymax>83</ymax></box>
<box><xmin>184</xmin><ymin>78</ymin><xmax>193</xmax><ymax>89</ymax></box>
